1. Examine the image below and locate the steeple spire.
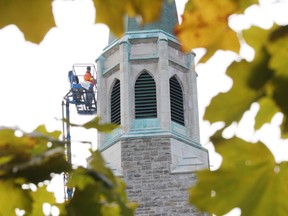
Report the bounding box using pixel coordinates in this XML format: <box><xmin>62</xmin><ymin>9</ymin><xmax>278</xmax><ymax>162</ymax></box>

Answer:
<box><xmin>109</xmin><ymin>0</ymin><xmax>179</xmax><ymax>43</ymax></box>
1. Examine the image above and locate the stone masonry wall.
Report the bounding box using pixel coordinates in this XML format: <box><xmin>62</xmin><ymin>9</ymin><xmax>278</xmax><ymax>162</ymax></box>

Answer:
<box><xmin>121</xmin><ymin>137</ymin><xmax>206</xmax><ymax>216</ymax></box>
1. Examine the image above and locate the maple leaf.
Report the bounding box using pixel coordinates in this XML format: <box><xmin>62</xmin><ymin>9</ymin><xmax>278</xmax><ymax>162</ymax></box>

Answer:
<box><xmin>204</xmin><ymin>25</ymin><xmax>288</xmax><ymax>136</ymax></box>
<box><xmin>189</xmin><ymin>137</ymin><xmax>288</xmax><ymax>216</ymax></box>
<box><xmin>175</xmin><ymin>0</ymin><xmax>257</xmax><ymax>62</ymax></box>
<box><xmin>93</xmin><ymin>0</ymin><xmax>163</xmax><ymax>37</ymax></box>
<box><xmin>0</xmin><ymin>0</ymin><xmax>55</xmax><ymax>44</ymax></box>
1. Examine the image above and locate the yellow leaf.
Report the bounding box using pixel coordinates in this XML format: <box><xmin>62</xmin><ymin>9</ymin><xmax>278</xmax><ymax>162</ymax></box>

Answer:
<box><xmin>175</xmin><ymin>0</ymin><xmax>257</xmax><ymax>61</ymax></box>
<box><xmin>0</xmin><ymin>0</ymin><xmax>55</xmax><ymax>44</ymax></box>
<box><xmin>93</xmin><ymin>0</ymin><xmax>163</xmax><ymax>37</ymax></box>
<box><xmin>127</xmin><ymin>0</ymin><xmax>163</xmax><ymax>23</ymax></box>
<box><xmin>101</xmin><ymin>203</ymin><xmax>121</xmax><ymax>216</ymax></box>
<box><xmin>93</xmin><ymin>0</ymin><xmax>126</xmax><ymax>37</ymax></box>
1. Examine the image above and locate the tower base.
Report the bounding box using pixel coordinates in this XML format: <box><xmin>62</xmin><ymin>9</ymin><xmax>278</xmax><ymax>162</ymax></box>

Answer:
<box><xmin>101</xmin><ymin>135</ymin><xmax>209</xmax><ymax>216</ymax></box>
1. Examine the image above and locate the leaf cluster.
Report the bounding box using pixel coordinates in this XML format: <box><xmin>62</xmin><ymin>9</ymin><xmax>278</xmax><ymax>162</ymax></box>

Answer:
<box><xmin>190</xmin><ymin>136</ymin><xmax>288</xmax><ymax>215</ymax></box>
<box><xmin>0</xmin><ymin>125</ymin><xmax>69</xmax><ymax>215</ymax></box>
<box><xmin>182</xmin><ymin>1</ymin><xmax>288</xmax><ymax>215</ymax></box>
<box><xmin>175</xmin><ymin>0</ymin><xmax>257</xmax><ymax>62</ymax></box>
<box><xmin>66</xmin><ymin>151</ymin><xmax>135</xmax><ymax>216</ymax></box>
<box><xmin>205</xmin><ymin>25</ymin><xmax>288</xmax><ymax>138</ymax></box>
<box><xmin>0</xmin><ymin>120</ymin><xmax>135</xmax><ymax>215</ymax></box>
<box><xmin>0</xmin><ymin>0</ymin><xmax>163</xmax><ymax>44</ymax></box>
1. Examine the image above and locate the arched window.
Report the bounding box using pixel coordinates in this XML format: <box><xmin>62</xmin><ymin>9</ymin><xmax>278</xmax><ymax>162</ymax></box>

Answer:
<box><xmin>169</xmin><ymin>76</ymin><xmax>184</xmax><ymax>125</ymax></box>
<box><xmin>111</xmin><ymin>79</ymin><xmax>121</xmax><ymax>124</ymax></box>
<box><xmin>135</xmin><ymin>71</ymin><xmax>157</xmax><ymax>119</ymax></box>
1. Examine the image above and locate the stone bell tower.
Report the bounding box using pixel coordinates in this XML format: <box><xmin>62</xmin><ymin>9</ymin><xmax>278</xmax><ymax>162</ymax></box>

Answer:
<box><xmin>95</xmin><ymin>1</ymin><xmax>209</xmax><ymax>215</ymax></box>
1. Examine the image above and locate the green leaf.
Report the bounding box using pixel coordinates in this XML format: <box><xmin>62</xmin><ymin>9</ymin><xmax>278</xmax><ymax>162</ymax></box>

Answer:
<box><xmin>0</xmin><ymin>156</ymin><xmax>13</xmax><ymax>166</ymax></box>
<box><xmin>0</xmin><ymin>128</ymin><xmax>34</xmax><ymax>148</ymax></box>
<box><xmin>67</xmin><ymin>181</ymin><xmax>135</xmax><ymax>216</ymax></box>
<box><xmin>67</xmin><ymin>184</ymin><xmax>106</xmax><ymax>216</ymax></box>
<box><xmin>88</xmin><ymin>151</ymin><xmax>115</xmax><ymax>182</ymax></box>
<box><xmin>271</xmin><ymin>76</ymin><xmax>288</xmax><ymax>136</ymax></box>
<box><xmin>265</xmin><ymin>25</ymin><xmax>288</xmax><ymax>136</ymax></box>
<box><xmin>83</xmin><ymin>117</ymin><xmax>119</xmax><ymax>132</ymax></box>
<box><xmin>68</xmin><ymin>167</ymin><xmax>98</xmax><ymax>191</ymax></box>
<box><xmin>27</xmin><ymin>125</ymin><xmax>63</xmax><ymax>155</ymax></box>
<box><xmin>66</xmin><ymin>150</ymin><xmax>135</xmax><ymax>216</ymax></box>
<box><xmin>204</xmin><ymin>26</ymin><xmax>275</xmax><ymax>128</ymax></box>
<box><xmin>204</xmin><ymin>59</ymin><xmax>264</xmax><ymax>125</ymax></box>
<box><xmin>255</xmin><ymin>97</ymin><xmax>280</xmax><ymax>130</ymax></box>
<box><xmin>242</xmin><ymin>25</ymin><xmax>272</xmax><ymax>55</ymax></box>
<box><xmin>10</xmin><ymin>147</ymin><xmax>71</xmax><ymax>183</ymax></box>
<box><xmin>67</xmin><ymin>117</ymin><xmax>119</xmax><ymax>133</ymax></box>
<box><xmin>201</xmin><ymin>25</ymin><xmax>288</xmax><ymax>136</ymax></box>
<box><xmin>0</xmin><ymin>127</ymin><xmax>70</xmax><ymax>183</ymax></box>
<box><xmin>0</xmin><ymin>0</ymin><xmax>55</xmax><ymax>44</ymax></box>
<box><xmin>0</xmin><ymin>180</ymin><xmax>32</xmax><ymax>215</ymax></box>
<box><xmin>30</xmin><ymin>185</ymin><xmax>56</xmax><ymax>216</ymax></box>
<box><xmin>280</xmin><ymin>116</ymin><xmax>288</xmax><ymax>138</ymax></box>
<box><xmin>189</xmin><ymin>137</ymin><xmax>288</xmax><ymax>216</ymax></box>
<box><xmin>267</xmin><ymin>25</ymin><xmax>288</xmax><ymax>77</ymax></box>
<box><xmin>33</xmin><ymin>124</ymin><xmax>62</xmax><ymax>140</ymax></box>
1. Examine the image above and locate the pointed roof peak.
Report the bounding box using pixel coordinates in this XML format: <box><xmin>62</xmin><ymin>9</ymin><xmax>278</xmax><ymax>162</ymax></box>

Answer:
<box><xmin>109</xmin><ymin>0</ymin><xmax>179</xmax><ymax>43</ymax></box>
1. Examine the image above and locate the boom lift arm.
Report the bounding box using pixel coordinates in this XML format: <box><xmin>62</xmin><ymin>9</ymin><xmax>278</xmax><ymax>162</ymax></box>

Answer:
<box><xmin>62</xmin><ymin>63</ymin><xmax>97</xmax><ymax>200</ymax></box>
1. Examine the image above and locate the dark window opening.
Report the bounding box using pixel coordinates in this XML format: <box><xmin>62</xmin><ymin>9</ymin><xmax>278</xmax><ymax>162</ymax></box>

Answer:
<box><xmin>135</xmin><ymin>72</ymin><xmax>157</xmax><ymax>119</ymax></box>
<box><xmin>170</xmin><ymin>76</ymin><xmax>184</xmax><ymax>125</ymax></box>
<box><xmin>111</xmin><ymin>79</ymin><xmax>121</xmax><ymax>124</ymax></box>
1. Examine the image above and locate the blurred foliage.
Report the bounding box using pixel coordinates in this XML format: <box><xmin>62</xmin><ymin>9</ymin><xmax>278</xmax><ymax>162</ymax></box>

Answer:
<box><xmin>190</xmin><ymin>135</ymin><xmax>288</xmax><ymax>215</ymax></box>
<box><xmin>0</xmin><ymin>125</ymin><xmax>69</xmax><ymax>215</ymax></box>
<box><xmin>67</xmin><ymin>116</ymin><xmax>119</xmax><ymax>133</ymax></box>
<box><xmin>205</xmin><ymin>25</ymin><xmax>288</xmax><ymax>138</ymax></box>
<box><xmin>0</xmin><ymin>125</ymin><xmax>135</xmax><ymax>215</ymax></box>
<box><xmin>1</xmin><ymin>0</ymin><xmax>288</xmax><ymax>215</ymax></box>
<box><xmin>62</xmin><ymin>117</ymin><xmax>134</xmax><ymax>215</ymax></box>
<box><xmin>93</xmin><ymin>0</ymin><xmax>163</xmax><ymax>37</ymax></box>
<box><xmin>183</xmin><ymin>0</ymin><xmax>288</xmax><ymax>215</ymax></box>
<box><xmin>66</xmin><ymin>151</ymin><xmax>135</xmax><ymax>216</ymax></box>
<box><xmin>0</xmin><ymin>0</ymin><xmax>162</xmax><ymax>44</ymax></box>
<box><xmin>0</xmin><ymin>0</ymin><xmax>55</xmax><ymax>44</ymax></box>
<box><xmin>175</xmin><ymin>0</ymin><xmax>258</xmax><ymax>62</ymax></box>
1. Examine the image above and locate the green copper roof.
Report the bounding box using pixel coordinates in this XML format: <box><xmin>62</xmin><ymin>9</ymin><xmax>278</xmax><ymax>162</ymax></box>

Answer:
<box><xmin>109</xmin><ymin>0</ymin><xmax>179</xmax><ymax>43</ymax></box>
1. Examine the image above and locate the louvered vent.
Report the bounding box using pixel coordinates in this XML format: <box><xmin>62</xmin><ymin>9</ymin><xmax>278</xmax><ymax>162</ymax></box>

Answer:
<box><xmin>135</xmin><ymin>72</ymin><xmax>157</xmax><ymax>118</ymax></box>
<box><xmin>111</xmin><ymin>79</ymin><xmax>121</xmax><ymax>124</ymax></box>
<box><xmin>170</xmin><ymin>76</ymin><xmax>184</xmax><ymax>125</ymax></box>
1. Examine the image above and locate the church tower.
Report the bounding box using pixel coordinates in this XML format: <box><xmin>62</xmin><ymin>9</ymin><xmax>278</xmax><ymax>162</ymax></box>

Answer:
<box><xmin>95</xmin><ymin>1</ymin><xmax>209</xmax><ymax>215</ymax></box>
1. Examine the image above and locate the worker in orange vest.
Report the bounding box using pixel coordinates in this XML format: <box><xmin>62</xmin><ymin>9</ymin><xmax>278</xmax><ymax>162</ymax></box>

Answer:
<box><xmin>84</xmin><ymin>66</ymin><xmax>96</xmax><ymax>86</ymax></box>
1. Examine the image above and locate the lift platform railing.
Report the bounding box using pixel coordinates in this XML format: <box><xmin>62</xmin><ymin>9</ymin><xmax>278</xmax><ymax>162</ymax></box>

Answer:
<box><xmin>67</xmin><ymin>63</ymin><xmax>97</xmax><ymax>115</ymax></box>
